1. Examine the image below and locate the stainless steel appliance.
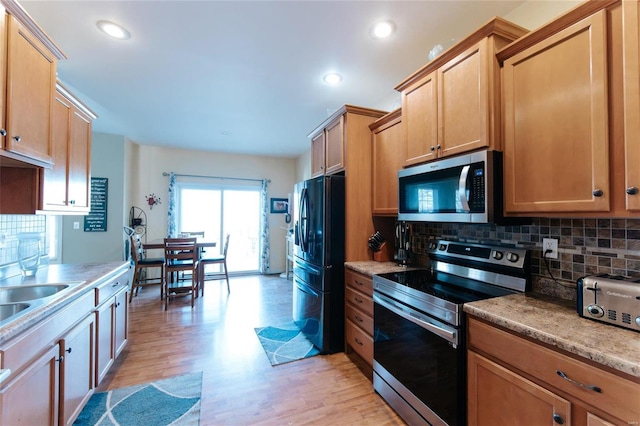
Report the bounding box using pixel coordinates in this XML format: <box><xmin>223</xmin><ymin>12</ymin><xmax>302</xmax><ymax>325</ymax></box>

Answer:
<box><xmin>398</xmin><ymin>150</ymin><xmax>508</xmax><ymax>224</ymax></box>
<box><xmin>373</xmin><ymin>240</ymin><xmax>530</xmax><ymax>425</ymax></box>
<box><xmin>577</xmin><ymin>274</ymin><xmax>640</xmax><ymax>332</ymax></box>
<box><xmin>292</xmin><ymin>175</ymin><xmax>345</xmax><ymax>353</ymax></box>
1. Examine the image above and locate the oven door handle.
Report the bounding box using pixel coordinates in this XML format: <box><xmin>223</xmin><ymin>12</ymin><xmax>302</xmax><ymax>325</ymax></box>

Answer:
<box><xmin>374</xmin><ymin>293</ymin><xmax>458</xmax><ymax>347</ymax></box>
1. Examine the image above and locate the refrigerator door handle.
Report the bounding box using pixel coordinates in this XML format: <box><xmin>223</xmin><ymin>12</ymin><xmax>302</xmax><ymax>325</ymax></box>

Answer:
<box><xmin>295</xmin><ymin>280</ymin><xmax>320</xmax><ymax>298</ymax></box>
<box><xmin>299</xmin><ymin>187</ymin><xmax>310</xmax><ymax>253</ymax></box>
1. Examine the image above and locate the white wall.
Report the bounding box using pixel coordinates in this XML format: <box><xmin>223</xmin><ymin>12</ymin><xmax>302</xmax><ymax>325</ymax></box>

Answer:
<box><xmin>503</xmin><ymin>0</ymin><xmax>582</xmax><ymax>30</ymax></box>
<box><xmin>295</xmin><ymin>149</ymin><xmax>311</xmax><ymax>183</ymax></box>
<box><xmin>62</xmin><ymin>132</ymin><xmax>127</xmax><ymax>263</ymax></box>
<box><xmin>128</xmin><ymin>144</ymin><xmax>296</xmax><ymax>273</ymax></box>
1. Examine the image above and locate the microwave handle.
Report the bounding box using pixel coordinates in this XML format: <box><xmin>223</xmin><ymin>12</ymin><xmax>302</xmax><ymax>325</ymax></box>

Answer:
<box><xmin>458</xmin><ymin>165</ymin><xmax>471</xmax><ymax>212</ymax></box>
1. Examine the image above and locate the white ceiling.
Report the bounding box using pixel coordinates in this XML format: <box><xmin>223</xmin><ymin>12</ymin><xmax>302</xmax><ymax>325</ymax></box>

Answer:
<box><xmin>20</xmin><ymin>0</ymin><xmax>526</xmax><ymax>158</ymax></box>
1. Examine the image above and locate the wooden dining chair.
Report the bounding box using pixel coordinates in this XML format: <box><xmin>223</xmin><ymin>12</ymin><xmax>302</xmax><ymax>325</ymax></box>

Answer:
<box><xmin>129</xmin><ymin>234</ymin><xmax>164</xmax><ymax>302</ymax></box>
<box><xmin>163</xmin><ymin>237</ymin><xmax>199</xmax><ymax>310</ymax></box>
<box><xmin>199</xmin><ymin>234</ymin><xmax>230</xmax><ymax>295</ymax></box>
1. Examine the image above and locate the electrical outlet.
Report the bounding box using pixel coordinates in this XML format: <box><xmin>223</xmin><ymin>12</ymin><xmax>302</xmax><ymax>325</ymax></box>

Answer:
<box><xmin>543</xmin><ymin>238</ymin><xmax>558</xmax><ymax>259</ymax></box>
<box><xmin>73</xmin><ymin>221</ymin><xmax>80</xmax><ymax>230</ymax></box>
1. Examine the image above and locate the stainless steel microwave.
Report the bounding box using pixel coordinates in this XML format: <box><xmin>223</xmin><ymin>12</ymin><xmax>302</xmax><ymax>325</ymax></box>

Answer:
<box><xmin>398</xmin><ymin>150</ymin><xmax>505</xmax><ymax>223</ymax></box>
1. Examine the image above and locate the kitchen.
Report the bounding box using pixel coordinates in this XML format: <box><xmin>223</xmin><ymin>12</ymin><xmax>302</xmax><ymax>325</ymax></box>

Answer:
<box><xmin>1</xmin><ymin>0</ymin><xmax>639</xmax><ymax>425</ymax></box>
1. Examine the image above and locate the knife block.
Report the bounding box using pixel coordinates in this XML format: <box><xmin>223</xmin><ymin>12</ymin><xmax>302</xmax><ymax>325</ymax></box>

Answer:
<box><xmin>373</xmin><ymin>242</ymin><xmax>392</xmax><ymax>262</ymax></box>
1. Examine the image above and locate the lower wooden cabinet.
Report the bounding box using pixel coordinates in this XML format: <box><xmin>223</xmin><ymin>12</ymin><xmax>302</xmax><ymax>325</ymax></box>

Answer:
<box><xmin>0</xmin><ymin>344</ymin><xmax>60</xmax><ymax>425</ymax></box>
<box><xmin>59</xmin><ymin>314</ymin><xmax>95</xmax><ymax>426</ymax></box>
<box><xmin>344</xmin><ymin>269</ymin><xmax>374</xmax><ymax>379</ymax></box>
<box><xmin>467</xmin><ymin>316</ymin><xmax>640</xmax><ymax>425</ymax></box>
<box><xmin>95</xmin><ymin>273</ymin><xmax>129</xmax><ymax>384</ymax></box>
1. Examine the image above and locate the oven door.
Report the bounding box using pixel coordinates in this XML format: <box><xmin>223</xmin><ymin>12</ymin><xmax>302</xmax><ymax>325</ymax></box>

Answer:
<box><xmin>373</xmin><ymin>292</ymin><xmax>465</xmax><ymax>426</ymax></box>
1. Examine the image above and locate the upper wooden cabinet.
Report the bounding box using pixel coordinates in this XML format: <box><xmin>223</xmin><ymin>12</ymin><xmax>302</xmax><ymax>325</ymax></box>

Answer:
<box><xmin>623</xmin><ymin>0</ymin><xmax>640</xmax><ymax>211</ymax></box>
<box><xmin>370</xmin><ymin>109</ymin><xmax>403</xmax><ymax>216</ymax></box>
<box><xmin>396</xmin><ymin>18</ymin><xmax>528</xmax><ymax>167</ymax></box>
<box><xmin>0</xmin><ymin>2</ymin><xmax>65</xmax><ymax>167</ymax></box>
<box><xmin>500</xmin><ymin>0</ymin><xmax>637</xmax><ymax>216</ymax></box>
<box><xmin>42</xmin><ymin>84</ymin><xmax>96</xmax><ymax>213</ymax></box>
<box><xmin>308</xmin><ymin>105</ymin><xmax>387</xmax><ymax>261</ymax></box>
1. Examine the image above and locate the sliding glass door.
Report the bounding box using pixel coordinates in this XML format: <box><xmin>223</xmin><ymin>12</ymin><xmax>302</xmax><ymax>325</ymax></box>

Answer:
<box><xmin>177</xmin><ymin>185</ymin><xmax>260</xmax><ymax>273</ymax></box>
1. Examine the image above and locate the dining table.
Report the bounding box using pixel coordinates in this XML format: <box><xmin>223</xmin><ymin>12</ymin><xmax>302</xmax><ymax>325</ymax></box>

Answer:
<box><xmin>143</xmin><ymin>238</ymin><xmax>217</xmax><ymax>252</ymax></box>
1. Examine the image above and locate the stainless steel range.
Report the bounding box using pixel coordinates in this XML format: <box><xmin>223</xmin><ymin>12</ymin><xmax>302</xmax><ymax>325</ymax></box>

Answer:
<box><xmin>373</xmin><ymin>240</ymin><xmax>530</xmax><ymax>426</ymax></box>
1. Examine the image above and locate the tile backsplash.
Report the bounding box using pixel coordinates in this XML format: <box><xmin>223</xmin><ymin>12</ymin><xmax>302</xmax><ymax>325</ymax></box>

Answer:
<box><xmin>0</xmin><ymin>215</ymin><xmax>47</xmax><ymax>272</ymax></box>
<box><xmin>411</xmin><ymin>218</ymin><xmax>640</xmax><ymax>301</ymax></box>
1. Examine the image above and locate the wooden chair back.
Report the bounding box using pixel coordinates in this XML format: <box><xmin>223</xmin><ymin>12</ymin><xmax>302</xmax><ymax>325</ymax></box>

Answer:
<box><xmin>163</xmin><ymin>237</ymin><xmax>198</xmax><ymax>269</ymax></box>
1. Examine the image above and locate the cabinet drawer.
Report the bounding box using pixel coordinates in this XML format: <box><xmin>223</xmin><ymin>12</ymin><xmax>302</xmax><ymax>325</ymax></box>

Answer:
<box><xmin>468</xmin><ymin>317</ymin><xmax>640</xmax><ymax>421</ymax></box>
<box><xmin>345</xmin><ymin>287</ymin><xmax>373</xmax><ymax>316</ymax></box>
<box><xmin>95</xmin><ymin>269</ymin><xmax>131</xmax><ymax>306</ymax></box>
<box><xmin>345</xmin><ymin>270</ymin><xmax>372</xmax><ymax>296</ymax></box>
<box><xmin>346</xmin><ymin>319</ymin><xmax>373</xmax><ymax>364</ymax></box>
<box><xmin>346</xmin><ymin>304</ymin><xmax>373</xmax><ymax>336</ymax></box>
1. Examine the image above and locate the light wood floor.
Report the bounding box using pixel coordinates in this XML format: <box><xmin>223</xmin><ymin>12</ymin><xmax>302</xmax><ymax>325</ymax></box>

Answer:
<box><xmin>100</xmin><ymin>274</ymin><xmax>405</xmax><ymax>425</ymax></box>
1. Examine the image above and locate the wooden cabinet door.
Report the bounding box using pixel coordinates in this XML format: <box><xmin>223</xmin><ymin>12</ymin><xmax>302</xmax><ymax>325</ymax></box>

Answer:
<box><xmin>372</xmin><ymin>111</ymin><xmax>403</xmax><ymax>215</ymax></box>
<box><xmin>67</xmin><ymin>108</ymin><xmax>91</xmax><ymax>210</ymax></box>
<box><xmin>311</xmin><ymin>131</ymin><xmax>325</xmax><ymax>177</ymax></box>
<box><xmin>403</xmin><ymin>70</ymin><xmax>438</xmax><ymax>166</ymax></box>
<box><xmin>503</xmin><ymin>12</ymin><xmax>610</xmax><ymax>214</ymax></box>
<box><xmin>0</xmin><ymin>344</ymin><xmax>60</xmax><ymax>426</ymax></box>
<box><xmin>468</xmin><ymin>351</ymin><xmax>571</xmax><ymax>426</ymax></box>
<box><xmin>59</xmin><ymin>314</ymin><xmax>95</xmax><ymax>426</ymax></box>
<box><xmin>438</xmin><ymin>40</ymin><xmax>490</xmax><ymax>157</ymax></box>
<box><xmin>5</xmin><ymin>15</ymin><xmax>56</xmax><ymax>165</ymax></box>
<box><xmin>43</xmin><ymin>94</ymin><xmax>71</xmax><ymax>209</ymax></box>
<box><xmin>325</xmin><ymin>116</ymin><xmax>344</xmax><ymax>174</ymax></box>
<box><xmin>114</xmin><ymin>289</ymin><xmax>128</xmax><ymax>358</ymax></box>
<box><xmin>95</xmin><ymin>302</ymin><xmax>114</xmax><ymax>385</ymax></box>
<box><xmin>623</xmin><ymin>0</ymin><xmax>640</xmax><ymax>211</ymax></box>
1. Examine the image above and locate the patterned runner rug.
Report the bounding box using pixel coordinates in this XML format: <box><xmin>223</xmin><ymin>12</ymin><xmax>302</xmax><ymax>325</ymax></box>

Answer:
<box><xmin>74</xmin><ymin>372</ymin><xmax>202</xmax><ymax>425</ymax></box>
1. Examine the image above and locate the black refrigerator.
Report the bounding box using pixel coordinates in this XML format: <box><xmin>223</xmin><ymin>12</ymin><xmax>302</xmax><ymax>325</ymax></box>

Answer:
<box><xmin>292</xmin><ymin>175</ymin><xmax>345</xmax><ymax>354</ymax></box>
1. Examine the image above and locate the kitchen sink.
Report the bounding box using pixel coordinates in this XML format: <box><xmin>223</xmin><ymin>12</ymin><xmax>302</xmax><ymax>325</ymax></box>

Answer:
<box><xmin>0</xmin><ymin>303</ymin><xmax>30</xmax><ymax>321</ymax></box>
<box><xmin>0</xmin><ymin>284</ymin><xmax>70</xmax><ymax>303</ymax></box>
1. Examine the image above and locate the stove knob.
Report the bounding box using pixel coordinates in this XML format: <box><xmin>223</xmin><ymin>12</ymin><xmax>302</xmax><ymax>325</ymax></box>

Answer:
<box><xmin>587</xmin><ymin>304</ymin><xmax>604</xmax><ymax>318</ymax></box>
<box><xmin>506</xmin><ymin>252</ymin><xmax>519</xmax><ymax>262</ymax></box>
<box><xmin>438</xmin><ymin>244</ymin><xmax>447</xmax><ymax>251</ymax></box>
<box><xmin>428</xmin><ymin>242</ymin><xmax>436</xmax><ymax>250</ymax></box>
<box><xmin>635</xmin><ymin>316</ymin><xmax>640</xmax><ymax>327</ymax></box>
<box><xmin>492</xmin><ymin>250</ymin><xmax>504</xmax><ymax>260</ymax></box>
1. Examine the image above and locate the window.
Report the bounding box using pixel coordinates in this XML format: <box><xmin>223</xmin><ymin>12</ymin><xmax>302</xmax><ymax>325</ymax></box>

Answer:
<box><xmin>177</xmin><ymin>184</ymin><xmax>260</xmax><ymax>273</ymax></box>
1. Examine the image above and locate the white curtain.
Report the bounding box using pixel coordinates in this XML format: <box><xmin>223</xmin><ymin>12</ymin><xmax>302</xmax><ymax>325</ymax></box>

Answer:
<box><xmin>260</xmin><ymin>179</ymin><xmax>270</xmax><ymax>273</ymax></box>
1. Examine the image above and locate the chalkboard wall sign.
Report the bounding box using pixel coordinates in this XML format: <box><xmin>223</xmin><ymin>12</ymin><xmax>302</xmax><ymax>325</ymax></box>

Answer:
<box><xmin>84</xmin><ymin>177</ymin><xmax>108</xmax><ymax>232</ymax></box>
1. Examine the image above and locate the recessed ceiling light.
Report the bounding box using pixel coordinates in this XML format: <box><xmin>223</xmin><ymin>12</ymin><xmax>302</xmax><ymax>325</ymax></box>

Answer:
<box><xmin>370</xmin><ymin>20</ymin><xmax>395</xmax><ymax>39</ymax></box>
<box><xmin>323</xmin><ymin>73</ymin><xmax>342</xmax><ymax>85</ymax></box>
<box><xmin>96</xmin><ymin>20</ymin><xmax>131</xmax><ymax>40</ymax></box>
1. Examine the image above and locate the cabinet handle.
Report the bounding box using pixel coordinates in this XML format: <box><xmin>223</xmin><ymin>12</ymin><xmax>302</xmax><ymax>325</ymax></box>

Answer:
<box><xmin>353</xmin><ymin>296</ymin><xmax>363</xmax><ymax>304</ymax></box>
<box><xmin>354</xmin><ymin>279</ymin><xmax>364</xmax><ymax>287</ymax></box>
<box><xmin>12</xmin><ymin>135</ymin><xmax>21</xmax><ymax>143</ymax></box>
<box><xmin>56</xmin><ymin>356</ymin><xmax>64</xmax><ymax>363</ymax></box>
<box><xmin>436</xmin><ymin>145</ymin><xmax>441</xmax><ymax>150</ymax></box>
<box><xmin>627</xmin><ymin>186</ymin><xmax>639</xmax><ymax>195</ymax></box>
<box><xmin>0</xmin><ymin>129</ymin><xmax>6</xmax><ymax>136</ymax></box>
<box><xmin>66</xmin><ymin>347</ymin><xmax>72</xmax><ymax>354</ymax></box>
<box><xmin>354</xmin><ymin>314</ymin><xmax>363</xmax><ymax>323</ymax></box>
<box><xmin>353</xmin><ymin>337</ymin><xmax>363</xmax><ymax>346</ymax></box>
<box><xmin>552</xmin><ymin>414</ymin><xmax>564</xmax><ymax>425</ymax></box>
<box><xmin>112</xmin><ymin>281</ymin><xmax>120</xmax><ymax>287</ymax></box>
<box><xmin>556</xmin><ymin>370</ymin><xmax>602</xmax><ymax>393</ymax></box>
<box><xmin>430</xmin><ymin>146</ymin><xmax>435</xmax><ymax>152</ymax></box>
<box><xmin>592</xmin><ymin>189</ymin><xmax>604</xmax><ymax>197</ymax></box>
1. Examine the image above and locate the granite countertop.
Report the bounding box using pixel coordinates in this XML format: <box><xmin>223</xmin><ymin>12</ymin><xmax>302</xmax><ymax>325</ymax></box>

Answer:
<box><xmin>345</xmin><ymin>261</ymin><xmax>419</xmax><ymax>277</ymax></box>
<box><xmin>464</xmin><ymin>294</ymin><xmax>640</xmax><ymax>379</ymax></box>
<box><xmin>0</xmin><ymin>261</ymin><xmax>130</xmax><ymax>344</ymax></box>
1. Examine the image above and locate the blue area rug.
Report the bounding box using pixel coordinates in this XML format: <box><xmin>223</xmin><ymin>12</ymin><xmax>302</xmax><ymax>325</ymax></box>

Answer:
<box><xmin>255</xmin><ymin>322</ymin><xmax>320</xmax><ymax>366</ymax></box>
<box><xmin>74</xmin><ymin>372</ymin><xmax>202</xmax><ymax>425</ymax></box>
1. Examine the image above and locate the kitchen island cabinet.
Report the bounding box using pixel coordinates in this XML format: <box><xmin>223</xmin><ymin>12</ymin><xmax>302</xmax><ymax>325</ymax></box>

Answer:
<box><xmin>0</xmin><ymin>262</ymin><xmax>131</xmax><ymax>425</ymax></box>
<box><xmin>465</xmin><ymin>294</ymin><xmax>640</xmax><ymax>426</ymax></box>
<box><xmin>396</xmin><ymin>18</ymin><xmax>527</xmax><ymax>167</ymax></box>
<box><xmin>308</xmin><ymin>105</ymin><xmax>387</xmax><ymax>261</ymax></box>
<box><xmin>500</xmin><ymin>0</ymin><xmax>639</xmax><ymax>216</ymax></box>
<box><xmin>370</xmin><ymin>108</ymin><xmax>403</xmax><ymax>216</ymax></box>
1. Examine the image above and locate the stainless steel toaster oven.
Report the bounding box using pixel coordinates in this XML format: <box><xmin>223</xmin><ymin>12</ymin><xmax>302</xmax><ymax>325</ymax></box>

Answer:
<box><xmin>577</xmin><ymin>274</ymin><xmax>640</xmax><ymax>332</ymax></box>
